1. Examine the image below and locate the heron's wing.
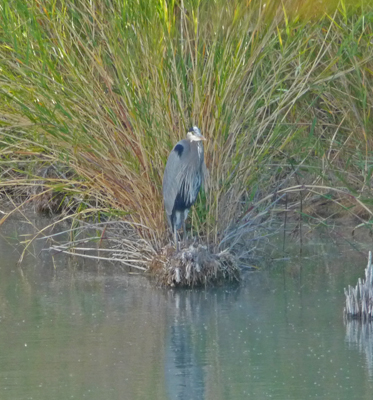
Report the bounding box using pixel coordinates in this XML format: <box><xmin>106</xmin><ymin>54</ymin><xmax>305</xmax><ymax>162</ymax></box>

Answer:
<box><xmin>162</xmin><ymin>140</ymin><xmax>189</xmax><ymax>217</ymax></box>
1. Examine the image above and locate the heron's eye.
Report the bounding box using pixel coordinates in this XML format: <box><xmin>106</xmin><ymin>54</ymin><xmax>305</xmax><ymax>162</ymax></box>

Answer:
<box><xmin>174</xmin><ymin>144</ymin><xmax>184</xmax><ymax>157</ymax></box>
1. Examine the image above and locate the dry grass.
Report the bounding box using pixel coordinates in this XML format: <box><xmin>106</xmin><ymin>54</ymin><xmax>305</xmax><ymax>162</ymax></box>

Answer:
<box><xmin>149</xmin><ymin>242</ymin><xmax>240</xmax><ymax>287</ymax></box>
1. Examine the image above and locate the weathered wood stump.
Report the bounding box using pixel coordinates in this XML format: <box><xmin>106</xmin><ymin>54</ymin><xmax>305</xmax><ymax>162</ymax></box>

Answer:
<box><xmin>344</xmin><ymin>251</ymin><xmax>373</xmax><ymax>320</ymax></box>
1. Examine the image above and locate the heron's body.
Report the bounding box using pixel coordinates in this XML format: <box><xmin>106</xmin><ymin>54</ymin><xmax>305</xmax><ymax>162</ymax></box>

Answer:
<box><xmin>163</xmin><ymin>126</ymin><xmax>206</xmax><ymax>251</ymax></box>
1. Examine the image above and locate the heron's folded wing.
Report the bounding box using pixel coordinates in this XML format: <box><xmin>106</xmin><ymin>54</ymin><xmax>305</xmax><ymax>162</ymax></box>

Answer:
<box><xmin>162</xmin><ymin>148</ymin><xmax>185</xmax><ymax>216</ymax></box>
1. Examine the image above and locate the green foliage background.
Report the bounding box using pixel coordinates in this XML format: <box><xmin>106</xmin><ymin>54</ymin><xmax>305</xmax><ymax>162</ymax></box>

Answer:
<box><xmin>0</xmin><ymin>0</ymin><xmax>372</xmax><ymax>249</ymax></box>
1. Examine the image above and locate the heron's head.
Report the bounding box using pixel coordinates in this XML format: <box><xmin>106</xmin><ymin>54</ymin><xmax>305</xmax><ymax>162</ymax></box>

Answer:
<box><xmin>186</xmin><ymin>126</ymin><xmax>206</xmax><ymax>142</ymax></box>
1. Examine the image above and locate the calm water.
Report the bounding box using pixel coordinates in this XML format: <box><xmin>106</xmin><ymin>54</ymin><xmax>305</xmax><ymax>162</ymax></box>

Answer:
<box><xmin>1</xmin><ymin>216</ymin><xmax>373</xmax><ymax>399</ymax></box>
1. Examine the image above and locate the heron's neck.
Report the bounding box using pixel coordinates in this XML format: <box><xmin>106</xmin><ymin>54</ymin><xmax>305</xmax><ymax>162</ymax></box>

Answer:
<box><xmin>196</xmin><ymin>142</ymin><xmax>203</xmax><ymax>160</ymax></box>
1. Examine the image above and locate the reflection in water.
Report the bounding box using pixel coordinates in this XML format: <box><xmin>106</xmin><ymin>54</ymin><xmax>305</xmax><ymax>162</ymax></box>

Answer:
<box><xmin>345</xmin><ymin>320</ymin><xmax>373</xmax><ymax>377</ymax></box>
<box><xmin>1</xmin><ymin>215</ymin><xmax>373</xmax><ymax>399</ymax></box>
<box><xmin>166</xmin><ymin>292</ymin><xmax>205</xmax><ymax>400</ymax></box>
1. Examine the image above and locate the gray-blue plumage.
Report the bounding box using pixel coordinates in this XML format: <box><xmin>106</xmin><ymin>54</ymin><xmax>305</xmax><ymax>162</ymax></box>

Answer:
<box><xmin>163</xmin><ymin>126</ymin><xmax>206</xmax><ymax>250</ymax></box>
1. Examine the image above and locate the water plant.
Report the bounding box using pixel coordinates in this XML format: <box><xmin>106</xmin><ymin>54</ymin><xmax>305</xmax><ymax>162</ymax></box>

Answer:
<box><xmin>0</xmin><ymin>0</ymin><xmax>372</xmax><ymax>277</ymax></box>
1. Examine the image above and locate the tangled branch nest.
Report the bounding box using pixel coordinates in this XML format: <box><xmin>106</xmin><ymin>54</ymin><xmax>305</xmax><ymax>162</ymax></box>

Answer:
<box><xmin>150</xmin><ymin>243</ymin><xmax>240</xmax><ymax>287</ymax></box>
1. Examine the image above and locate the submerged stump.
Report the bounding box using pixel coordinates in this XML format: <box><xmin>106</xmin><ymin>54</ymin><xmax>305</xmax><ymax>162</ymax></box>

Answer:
<box><xmin>344</xmin><ymin>251</ymin><xmax>373</xmax><ymax>321</ymax></box>
<box><xmin>150</xmin><ymin>243</ymin><xmax>240</xmax><ymax>287</ymax></box>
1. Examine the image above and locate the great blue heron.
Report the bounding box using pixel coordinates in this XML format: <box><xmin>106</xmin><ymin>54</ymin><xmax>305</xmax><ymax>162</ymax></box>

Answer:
<box><xmin>163</xmin><ymin>126</ymin><xmax>206</xmax><ymax>251</ymax></box>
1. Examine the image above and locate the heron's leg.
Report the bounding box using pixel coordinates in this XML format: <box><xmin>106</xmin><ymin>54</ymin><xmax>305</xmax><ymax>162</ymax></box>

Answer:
<box><xmin>182</xmin><ymin>219</ymin><xmax>186</xmax><ymax>242</ymax></box>
<box><xmin>174</xmin><ymin>227</ymin><xmax>179</xmax><ymax>252</ymax></box>
<box><xmin>182</xmin><ymin>209</ymin><xmax>189</xmax><ymax>242</ymax></box>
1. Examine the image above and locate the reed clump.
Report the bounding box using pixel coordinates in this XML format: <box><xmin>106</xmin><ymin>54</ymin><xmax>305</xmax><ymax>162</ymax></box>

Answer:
<box><xmin>0</xmin><ymin>0</ymin><xmax>373</xmax><ymax>284</ymax></box>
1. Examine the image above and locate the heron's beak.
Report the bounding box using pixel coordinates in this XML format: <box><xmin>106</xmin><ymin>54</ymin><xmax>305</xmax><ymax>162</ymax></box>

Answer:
<box><xmin>189</xmin><ymin>133</ymin><xmax>206</xmax><ymax>142</ymax></box>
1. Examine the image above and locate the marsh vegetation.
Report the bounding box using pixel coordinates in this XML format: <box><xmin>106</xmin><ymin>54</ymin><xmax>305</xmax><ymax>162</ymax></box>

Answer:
<box><xmin>0</xmin><ymin>0</ymin><xmax>372</xmax><ymax>281</ymax></box>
